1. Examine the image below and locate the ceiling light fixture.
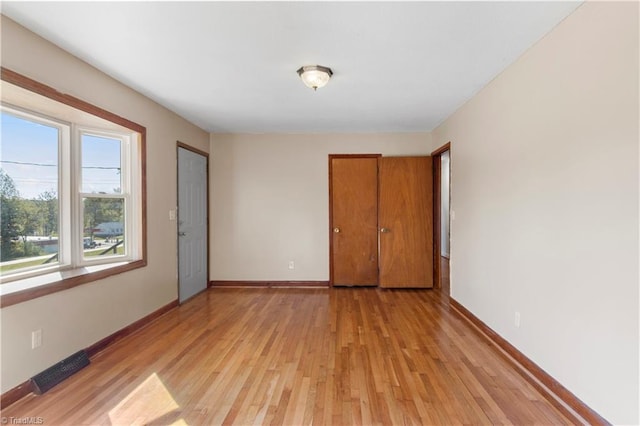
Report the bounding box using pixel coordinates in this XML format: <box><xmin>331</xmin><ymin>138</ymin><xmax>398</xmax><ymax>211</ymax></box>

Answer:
<box><xmin>296</xmin><ymin>65</ymin><xmax>333</xmax><ymax>91</ymax></box>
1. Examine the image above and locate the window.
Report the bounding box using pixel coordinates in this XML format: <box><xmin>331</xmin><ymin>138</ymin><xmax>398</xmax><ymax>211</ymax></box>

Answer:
<box><xmin>1</xmin><ymin>110</ymin><xmax>65</xmax><ymax>274</ymax></box>
<box><xmin>0</xmin><ymin>69</ymin><xmax>146</xmax><ymax>306</ymax></box>
<box><xmin>1</xmin><ymin>107</ymin><xmax>141</xmax><ymax>278</ymax></box>
<box><xmin>80</xmin><ymin>131</ymin><xmax>134</xmax><ymax>262</ymax></box>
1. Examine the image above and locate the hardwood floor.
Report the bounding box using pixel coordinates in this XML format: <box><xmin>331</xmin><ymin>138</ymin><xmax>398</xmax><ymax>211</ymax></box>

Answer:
<box><xmin>440</xmin><ymin>256</ymin><xmax>450</xmax><ymax>295</ymax></box>
<box><xmin>3</xmin><ymin>288</ymin><xmax>573</xmax><ymax>425</ymax></box>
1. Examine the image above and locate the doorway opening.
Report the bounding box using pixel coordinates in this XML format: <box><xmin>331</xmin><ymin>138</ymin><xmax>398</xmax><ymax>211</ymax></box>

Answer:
<box><xmin>432</xmin><ymin>142</ymin><xmax>451</xmax><ymax>295</ymax></box>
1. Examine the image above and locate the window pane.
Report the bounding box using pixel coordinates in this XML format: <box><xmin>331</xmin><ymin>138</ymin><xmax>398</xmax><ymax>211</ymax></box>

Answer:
<box><xmin>82</xmin><ymin>134</ymin><xmax>121</xmax><ymax>194</ymax></box>
<box><xmin>0</xmin><ymin>112</ymin><xmax>60</xmax><ymax>275</ymax></box>
<box><xmin>83</xmin><ymin>197</ymin><xmax>125</xmax><ymax>258</ymax></box>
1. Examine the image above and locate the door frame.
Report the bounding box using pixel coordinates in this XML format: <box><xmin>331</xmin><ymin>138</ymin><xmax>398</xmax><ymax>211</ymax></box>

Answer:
<box><xmin>176</xmin><ymin>141</ymin><xmax>210</xmax><ymax>303</ymax></box>
<box><xmin>328</xmin><ymin>153</ymin><xmax>381</xmax><ymax>287</ymax></box>
<box><xmin>431</xmin><ymin>142</ymin><xmax>451</xmax><ymax>292</ymax></box>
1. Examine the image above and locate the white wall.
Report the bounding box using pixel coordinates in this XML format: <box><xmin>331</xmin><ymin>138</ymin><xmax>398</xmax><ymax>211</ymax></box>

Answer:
<box><xmin>432</xmin><ymin>2</ymin><xmax>638</xmax><ymax>424</ymax></box>
<box><xmin>0</xmin><ymin>17</ymin><xmax>209</xmax><ymax>392</ymax></box>
<box><xmin>440</xmin><ymin>151</ymin><xmax>450</xmax><ymax>257</ymax></box>
<box><xmin>210</xmin><ymin>133</ymin><xmax>431</xmax><ymax>281</ymax></box>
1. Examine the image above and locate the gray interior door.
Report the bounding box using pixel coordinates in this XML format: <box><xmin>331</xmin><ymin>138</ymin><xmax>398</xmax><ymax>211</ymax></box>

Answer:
<box><xmin>178</xmin><ymin>147</ymin><xmax>208</xmax><ymax>302</ymax></box>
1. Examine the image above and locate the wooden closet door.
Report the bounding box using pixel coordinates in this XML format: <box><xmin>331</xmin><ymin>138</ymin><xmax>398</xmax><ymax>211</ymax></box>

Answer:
<box><xmin>379</xmin><ymin>156</ymin><xmax>433</xmax><ymax>288</ymax></box>
<box><xmin>330</xmin><ymin>156</ymin><xmax>379</xmax><ymax>286</ymax></box>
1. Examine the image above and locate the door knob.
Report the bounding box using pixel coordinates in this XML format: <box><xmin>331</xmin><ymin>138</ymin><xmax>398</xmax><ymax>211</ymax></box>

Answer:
<box><xmin>380</xmin><ymin>228</ymin><xmax>391</xmax><ymax>233</ymax></box>
<box><xmin>333</xmin><ymin>227</ymin><xmax>341</xmax><ymax>233</ymax></box>
<box><xmin>178</xmin><ymin>231</ymin><xmax>186</xmax><ymax>237</ymax></box>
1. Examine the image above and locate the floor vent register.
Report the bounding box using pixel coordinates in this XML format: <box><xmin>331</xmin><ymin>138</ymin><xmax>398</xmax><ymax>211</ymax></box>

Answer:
<box><xmin>31</xmin><ymin>350</ymin><xmax>90</xmax><ymax>394</ymax></box>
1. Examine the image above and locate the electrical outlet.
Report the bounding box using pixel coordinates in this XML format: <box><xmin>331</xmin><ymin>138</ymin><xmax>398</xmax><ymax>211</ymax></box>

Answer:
<box><xmin>169</xmin><ymin>209</ymin><xmax>176</xmax><ymax>221</ymax></box>
<box><xmin>288</xmin><ymin>261</ymin><xmax>295</xmax><ymax>270</ymax></box>
<box><xmin>32</xmin><ymin>329</ymin><xmax>42</xmax><ymax>349</ymax></box>
<box><xmin>514</xmin><ymin>312</ymin><xmax>521</xmax><ymax>328</ymax></box>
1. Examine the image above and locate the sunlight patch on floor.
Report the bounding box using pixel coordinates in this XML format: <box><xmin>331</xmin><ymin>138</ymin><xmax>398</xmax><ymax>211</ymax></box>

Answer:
<box><xmin>108</xmin><ymin>372</ymin><xmax>183</xmax><ymax>425</ymax></box>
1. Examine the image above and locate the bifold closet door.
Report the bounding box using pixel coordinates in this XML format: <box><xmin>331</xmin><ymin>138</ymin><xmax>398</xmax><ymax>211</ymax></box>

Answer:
<box><xmin>330</xmin><ymin>157</ymin><xmax>379</xmax><ymax>286</ymax></box>
<box><xmin>378</xmin><ymin>156</ymin><xmax>434</xmax><ymax>288</ymax></box>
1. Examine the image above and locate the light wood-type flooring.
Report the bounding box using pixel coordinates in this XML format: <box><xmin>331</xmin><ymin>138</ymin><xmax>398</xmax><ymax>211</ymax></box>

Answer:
<box><xmin>3</xmin><ymin>288</ymin><xmax>573</xmax><ymax>425</ymax></box>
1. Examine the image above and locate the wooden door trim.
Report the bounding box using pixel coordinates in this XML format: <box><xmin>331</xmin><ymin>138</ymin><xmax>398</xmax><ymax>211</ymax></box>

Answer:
<box><xmin>431</xmin><ymin>142</ymin><xmax>451</xmax><ymax>292</ymax></box>
<box><xmin>328</xmin><ymin>154</ymin><xmax>381</xmax><ymax>287</ymax></box>
<box><xmin>431</xmin><ymin>142</ymin><xmax>451</xmax><ymax>157</ymax></box>
<box><xmin>176</xmin><ymin>142</ymin><xmax>210</xmax><ymax>299</ymax></box>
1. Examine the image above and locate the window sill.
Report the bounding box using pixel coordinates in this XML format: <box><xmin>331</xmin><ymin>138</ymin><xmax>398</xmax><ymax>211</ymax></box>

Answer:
<box><xmin>0</xmin><ymin>259</ymin><xmax>146</xmax><ymax>308</ymax></box>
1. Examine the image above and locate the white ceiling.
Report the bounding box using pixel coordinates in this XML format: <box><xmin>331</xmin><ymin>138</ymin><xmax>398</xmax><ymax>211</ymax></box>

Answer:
<box><xmin>2</xmin><ymin>1</ymin><xmax>582</xmax><ymax>133</ymax></box>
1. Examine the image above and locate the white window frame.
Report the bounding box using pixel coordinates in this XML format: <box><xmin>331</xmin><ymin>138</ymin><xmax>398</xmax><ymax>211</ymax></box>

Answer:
<box><xmin>75</xmin><ymin>127</ymin><xmax>138</xmax><ymax>267</ymax></box>
<box><xmin>0</xmin><ymin>105</ymin><xmax>141</xmax><ymax>282</ymax></box>
<box><xmin>0</xmin><ymin>104</ymin><xmax>70</xmax><ymax>276</ymax></box>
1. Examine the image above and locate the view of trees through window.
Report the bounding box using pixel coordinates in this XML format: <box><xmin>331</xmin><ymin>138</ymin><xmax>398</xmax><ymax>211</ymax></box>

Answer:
<box><xmin>81</xmin><ymin>133</ymin><xmax>126</xmax><ymax>260</ymax></box>
<box><xmin>83</xmin><ymin>198</ymin><xmax>125</xmax><ymax>258</ymax></box>
<box><xmin>1</xmin><ymin>112</ymin><xmax>60</xmax><ymax>273</ymax></box>
<box><xmin>0</xmin><ymin>169</ymin><xmax>59</xmax><ymax>271</ymax></box>
<box><xmin>1</xmin><ymin>110</ymin><xmax>127</xmax><ymax>277</ymax></box>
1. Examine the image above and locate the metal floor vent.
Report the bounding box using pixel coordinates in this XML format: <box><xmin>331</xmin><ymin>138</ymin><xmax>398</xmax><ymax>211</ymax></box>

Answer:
<box><xmin>31</xmin><ymin>350</ymin><xmax>90</xmax><ymax>394</ymax></box>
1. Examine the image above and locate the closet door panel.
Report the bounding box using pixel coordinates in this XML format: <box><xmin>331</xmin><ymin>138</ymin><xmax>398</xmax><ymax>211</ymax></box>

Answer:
<box><xmin>330</xmin><ymin>156</ymin><xmax>379</xmax><ymax>286</ymax></box>
<box><xmin>379</xmin><ymin>156</ymin><xmax>433</xmax><ymax>288</ymax></box>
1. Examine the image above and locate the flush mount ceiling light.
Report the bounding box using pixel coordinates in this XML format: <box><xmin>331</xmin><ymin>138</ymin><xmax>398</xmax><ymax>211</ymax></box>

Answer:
<box><xmin>296</xmin><ymin>65</ymin><xmax>333</xmax><ymax>91</ymax></box>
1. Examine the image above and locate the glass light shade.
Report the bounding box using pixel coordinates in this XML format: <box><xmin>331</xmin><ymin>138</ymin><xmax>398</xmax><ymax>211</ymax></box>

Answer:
<box><xmin>297</xmin><ymin>65</ymin><xmax>333</xmax><ymax>90</ymax></box>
